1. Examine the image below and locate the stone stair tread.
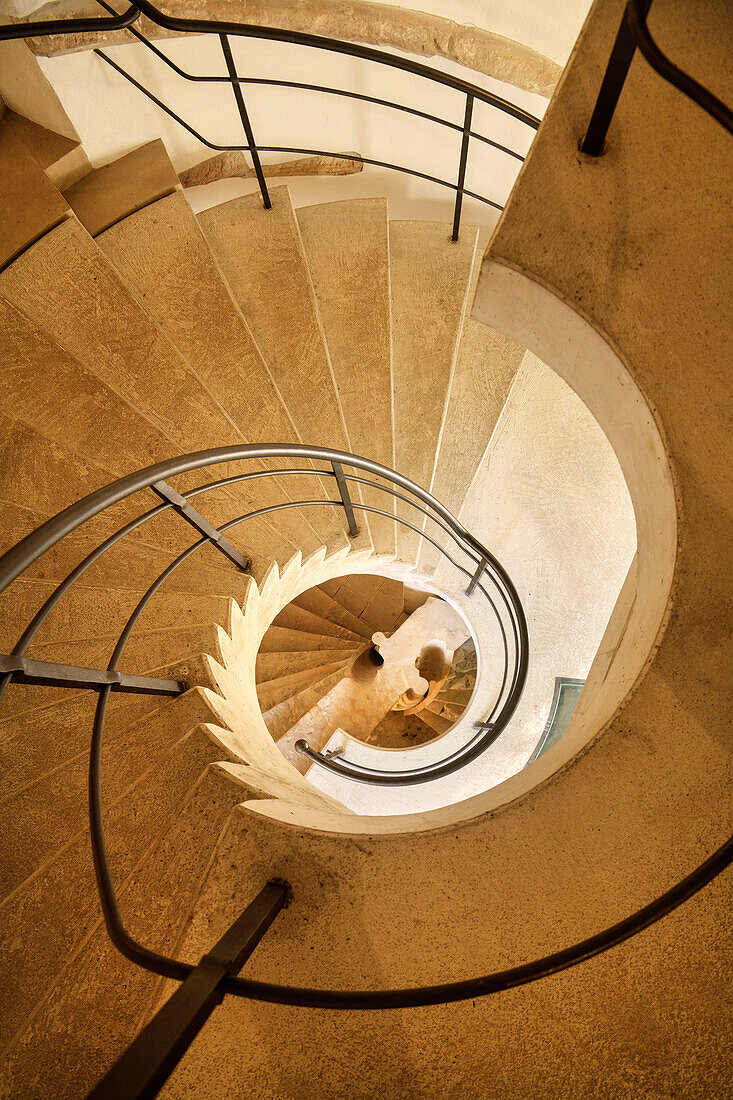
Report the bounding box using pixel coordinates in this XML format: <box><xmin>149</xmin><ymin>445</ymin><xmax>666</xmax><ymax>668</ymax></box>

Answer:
<box><xmin>389</xmin><ymin>219</ymin><xmax>479</xmax><ymax>562</ymax></box>
<box><xmin>434</xmin><ymin>687</ymin><xmax>474</xmax><ymax>706</ymax></box>
<box><xmin>196</xmin><ymin>185</ymin><xmax>366</xmax><ymax>552</ymax></box>
<box><xmin>292</xmin><ymin>585</ymin><xmax>374</xmax><ymax>639</ymax></box>
<box><xmin>0</xmin><ymin>764</ymin><xmax>245</xmax><ymax>1087</ymax></box>
<box><xmin>255</xmin><ymin>647</ymin><xmax>359</xmax><ymax>683</ymax></box>
<box><xmin>258</xmin><ymin>625</ymin><xmax>360</xmax><ymax>654</ymax></box>
<box><xmin>256</xmin><ymin>658</ymin><xmax>349</xmax><ymax>713</ymax></box>
<box><xmin>0</xmin><ymin>688</ymin><xmax>218</xmax><ymax>903</ymax></box>
<box><xmin>264</xmin><ymin>667</ymin><xmax>348</xmax><ymax>741</ymax></box>
<box><xmin>297</xmin><ymin>197</ymin><xmax>395</xmax><ymax>554</ymax></box>
<box><xmin>92</xmin><ymin>171</ymin><xmax>323</xmax><ymax>559</ymax></box>
<box><xmin>417</xmin><ymin>252</ymin><xmax>524</xmax><ymax>574</ymax></box>
<box><xmin>416</xmin><ymin>709</ymin><xmax>453</xmax><ymax>735</ymax></box>
<box><xmin>273</xmin><ymin>601</ymin><xmax>363</xmax><ymax>642</ymax></box>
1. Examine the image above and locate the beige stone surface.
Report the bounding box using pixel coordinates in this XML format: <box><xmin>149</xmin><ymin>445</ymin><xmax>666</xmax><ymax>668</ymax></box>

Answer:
<box><xmin>179</xmin><ymin>149</ymin><xmax>363</xmax><ymax>188</ymax></box>
<box><xmin>255</xmin><ymin>645</ymin><xmax>357</xmax><ymax>682</ymax></box>
<box><xmin>0</xmin><ymin>105</ymin><xmax>78</xmax><ymax>169</ymax></box>
<box><xmin>62</xmin><ymin>138</ymin><xmax>179</xmax><ymax>236</ymax></box>
<box><xmin>273</xmin><ymin>599</ymin><xmax>362</xmax><ymax>641</ymax></box>
<box><xmin>418</xmin><ymin>255</ymin><xmax>525</xmax><ymax>573</ymax></box>
<box><xmin>197</xmin><ymin>185</ymin><xmax>368</xmax><ymax>552</ymax></box>
<box><xmin>0</xmin><ymin>215</ymin><xmax>290</xmax><ymax>567</ymax></box>
<box><xmin>258</xmin><ymin>625</ymin><xmax>358</xmax><ymax>654</ymax></box>
<box><xmin>256</xmin><ymin>658</ymin><xmax>349</xmax><ymax>712</ymax></box>
<box><xmin>0</xmin><ymin>123</ymin><xmax>68</xmax><ymax>267</ymax></box>
<box><xmin>297</xmin><ymin>198</ymin><xmax>395</xmax><ymax>554</ymax></box>
<box><xmin>263</xmin><ymin>666</ymin><xmax>348</xmax><ymax>741</ymax></box>
<box><xmin>96</xmin><ymin>187</ymin><xmax>324</xmax><ymax>558</ymax></box>
<box><xmin>24</xmin><ymin>0</ymin><xmax>562</xmax><ymax>97</ymax></box>
<box><xmin>389</xmin><ymin>220</ymin><xmax>478</xmax><ymax>560</ymax></box>
<box><xmin>293</xmin><ymin>583</ymin><xmax>374</xmax><ymax>638</ymax></box>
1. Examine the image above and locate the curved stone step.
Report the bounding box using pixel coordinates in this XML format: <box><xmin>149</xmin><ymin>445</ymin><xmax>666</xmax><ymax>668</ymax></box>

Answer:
<box><xmin>256</xmin><ymin>658</ymin><xmax>350</xmax><ymax>713</ymax></box>
<box><xmin>389</xmin><ymin>219</ymin><xmax>479</xmax><ymax>562</ymax></box>
<box><xmin>263</xmin><ymin>666</ymin><xmax>348</xmax><ymax>741</ymax></box>
<box><xmin>0</xmin><ymin>212</ymin><xmax>288</xmax><ymax>568</ymax></box>
<box><xmin>416</xmin><ymin>708</ymin><xmax>453</xmax><ymax>736</ymax></box>
<box><xmin>0</xmin><ymin>763</ymin><xmax>245</xmax><ymax>1085</ymax></box>
<box><xmin>273</xmin><ymin>601</ymin><xmax>363</xmax><ymax>643</ymax></box>
<box><xmin>417</xmin><ymin>255</ymin><xmax>524</xmax><ymax>574</ymax></box>
<box><xmin>196</xmin><ymin>185</ymin><xmax>371</xmax><ymax>553</ymax></box>
<box><xmin>297</xmin><ymin>197</ymin><xmax>395</xmax><ymax>555</ymax></box>
<box><xmin>293</xmin><ymin>584</ymin><xmax>375</xmax><ymax>639</ymax></box>
<box><xmin>0</xmin><ymin>687</ymin><xmax>217</xmax><ymax>904</ymax></box>
<box><xmin>258</xmin><ymin>625</ymin><xmax>359</xmax><ymax>654</ymax></box>
<box><xmin>255</xmin><ymin>647</ymin><xmax>359</xmax><ymax>684</ymax></box>
<box><xmin>319</xmin><ymin>573</ymin><xmax>406</xmax><ymax>634</ymax></box>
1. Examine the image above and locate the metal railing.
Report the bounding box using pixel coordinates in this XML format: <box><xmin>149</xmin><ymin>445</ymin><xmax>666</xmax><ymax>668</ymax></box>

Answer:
<box><xmin>581</xmin><ymin>0</ymin><xmax>733</xmax><ymax>155</ymax></box>
<box><xmin>0</xmin><ymin>445</ymin><xmax>528</xmax><ymax>781</ymax></box>
<box><xmin>0</xmin><ymin>0</ymin><xmax>537</xmax><ymax>239</ymax></box>
<box><xmin>0</xmin><ymin>0</ymin><xmax>542</xmax><ymax>241</ymax></box>
<box><xmin>0</xmin><ymin>447</ymin><xmax>731</xmax><ymax>1092</ymax></box>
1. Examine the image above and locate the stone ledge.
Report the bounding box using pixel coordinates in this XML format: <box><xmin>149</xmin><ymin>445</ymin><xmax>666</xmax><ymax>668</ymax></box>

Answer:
<box><xmin>21</xmin><ymin>0</ymin><xmax>561</xmax><ymax>97</ymax></box>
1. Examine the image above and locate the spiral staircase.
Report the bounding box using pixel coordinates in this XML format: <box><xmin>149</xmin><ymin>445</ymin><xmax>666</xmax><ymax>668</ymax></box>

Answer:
<box><xmin>0</xmin><ymin>0</ymin><xmax>731</xmax><ymax>1096</ymax></box>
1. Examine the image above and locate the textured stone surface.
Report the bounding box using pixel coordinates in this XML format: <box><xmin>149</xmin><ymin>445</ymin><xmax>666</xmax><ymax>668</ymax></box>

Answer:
<box><xmin>179</xmin><ymin>149</ymin><xmax>363</xmax><ymax>187</ymax></box>
<box><xmin>24</xmin><ymin>0</ymin><xmax>562</xmax><ymax>96</ymax></box>
<box><xmin>297</xmin><ymin>198</ymin><xmax>395</xmax><ymax>554</ymax></box>
<box><xmin>97</xmin><ymin>185</ymin><xmax>324</xmax><ymax>559</ymax></box>
<box><xmin>389</xmin><ymin>220</ymin><xmax>478</xmax><ymax>560</ymax></box>
<box><xmin>418</xmin><ymin>253</ymin><xmax>525</xmax><ymax>573</ymax></box>
<box><xmin>197</xmin><ymin>185</ymin><xmax>369</xmax><ymax>552</ymax></box>
<box><xmin>62</xmin><ymin>138</ymin><xmax>179</xmax><ymax>236</ymax></box>
<box><xmin>0</xmin><ymin>122</ymin><xmax>68</xmax><ymax>266</ymax></box>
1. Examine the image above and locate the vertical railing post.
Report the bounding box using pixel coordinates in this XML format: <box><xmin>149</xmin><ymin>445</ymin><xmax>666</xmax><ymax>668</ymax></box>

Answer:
<box><xmin>219</xmin><ymin>32</ymin><xmax>271</xmax><ymax>209</ymax></box>
<box><xmin>580</xmin><ymin>0</ymin><xmax>654</xmax><ymax>156</ymax></box>
<box><xmin>87</xmin><ymin>882</ymin><xmax>289</xmax><ymax>1100</ymax></box>
<box><xmin>465</xmin><ymin>555</ymin><xmax>487</xmax><ymax>596</ymax></box>
<box><xmin>331</xmin><ymin>461</ymin><xmax>359</xmax><ymax>538</ymax></box>
<box><xmin>451</xmin><ymin>93</ymin><xmax>474</xmax><ymax>242</ymax></box>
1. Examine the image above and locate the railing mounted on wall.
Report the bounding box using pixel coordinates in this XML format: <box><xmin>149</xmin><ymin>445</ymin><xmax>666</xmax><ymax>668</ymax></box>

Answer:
<box><xmin>0</xmin><ymin>0</ymin><xmax>542</xmax><ymax>241</ymax></box>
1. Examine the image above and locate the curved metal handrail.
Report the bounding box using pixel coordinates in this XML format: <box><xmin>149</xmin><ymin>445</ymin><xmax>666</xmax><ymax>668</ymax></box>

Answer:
<box><xmin>0</xmin><ymin>446</ymin><xmax>527</xmax><ymax>783</ymax></box>
<box><xmin>0</xmin><ymin>0</ymin><xmax>541</xmax><ymax>237</ymax></box>
<box><xmin>581</xmin><ymin>0</ymin><xmax>732</xmax><ymax>156</ymax></box>
<box><xmin>0</xmin><ymin>447</ymin><xmax>729</xmax><ymax>1030</ymax></box>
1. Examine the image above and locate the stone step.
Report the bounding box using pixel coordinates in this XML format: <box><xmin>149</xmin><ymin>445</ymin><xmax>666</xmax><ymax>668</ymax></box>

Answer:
<box><xmin>292</xmin><ymin>584</ymin><xmax>374</xmax><ymax>639</ymax></box>
<box><xmin>84</xmin><ymin>148</ymin><xmax>323</xmax><ymax>560</ymax></box>
<box><xmin>0</xmin><ymin>763</ymin><xmax>245</xmax><ymax>1087</ymax></box>
<box><xmin>389</xmin><ymin>220</ymin><xmax>479</xmax><ymax>562</ymax></box>
<box><xmin>264</xmin><ymin>666</ymin><xmax>348</xmax><ymax>741</ymax></box>
<box><xmin>319</xmin><ymin>573</ymin><xmax>405</xmax><ymax>634</ymax></box>
<box><xmin>0</xmin><ymin>649</ymin><xmax>217</xmax><ymax>800</ymax></box>
<box><xmin>256</xmin><ymin>658</ymin><xmax>350</xmax><ymax>713</ymax></box>
<box><xmin>0</xmin><ymin>209</ymin><xmax>287</xmax><ymax>569</ymax></box>
<box><xmin>0</xmin><ymin>687</ymin><xmax>218</xmax><ymax>903</ymax></box>
<box><xmin>273</xmin><ymin>601</ymin><xmax>363</xmax><ymax>643</ymax></box>
<box><xmin>416</xmin><ymin>709</ymin><xmax>453</xmax><ymax>736</ymax></box>
<box><xmin>258</xmin><ymin>625</ymin><xmax>359</xmax><ymax>654</ymax></box>
<box><xmin>417</xmin><ymin>252</ymin><xmax>524</xmax><ymax>574</ymax></box>
<box><xmin>434</xmin><ymin>686</ymin><xmax>474</xmax><ymax>707</ymax></box>
<box><xmin>297</xmin><ymin>197</ymin><xmax>395</xmax><ymax>555</ymax></box>
<box><xmin>0</xmin><ymin>577</ymin><xmax>233</xmax><ymax>656</ymax></box>
<box><xmin>196</xmin><ymin>185</ymin><xmax>371</xmax><ymax>554</ymax></box>
<box><xmin>255</xmin><ymin>647</ymin><xmax>359</xmax><ymax>683</ymax></box>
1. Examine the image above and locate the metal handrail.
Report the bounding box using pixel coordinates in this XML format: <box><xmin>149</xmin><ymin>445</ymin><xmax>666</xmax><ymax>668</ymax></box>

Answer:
<box><xmin>0</xmin><ymin>0</ymin><xmax>541</xmax><ymax>239</ymax></box>
<box><xmin>1</xmin><ymin>443</ymin><xmax>728</xmax><ymax>1029</ymax></box>
<box><xmin>0</xmin><ymin>448</ymin><xmax>527</xmax><ymax>783</ymax></box>
<box><xmin>581</xmin><ymin>0</ymin><xmax>733</xmax><ymax>156</ymax></box>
